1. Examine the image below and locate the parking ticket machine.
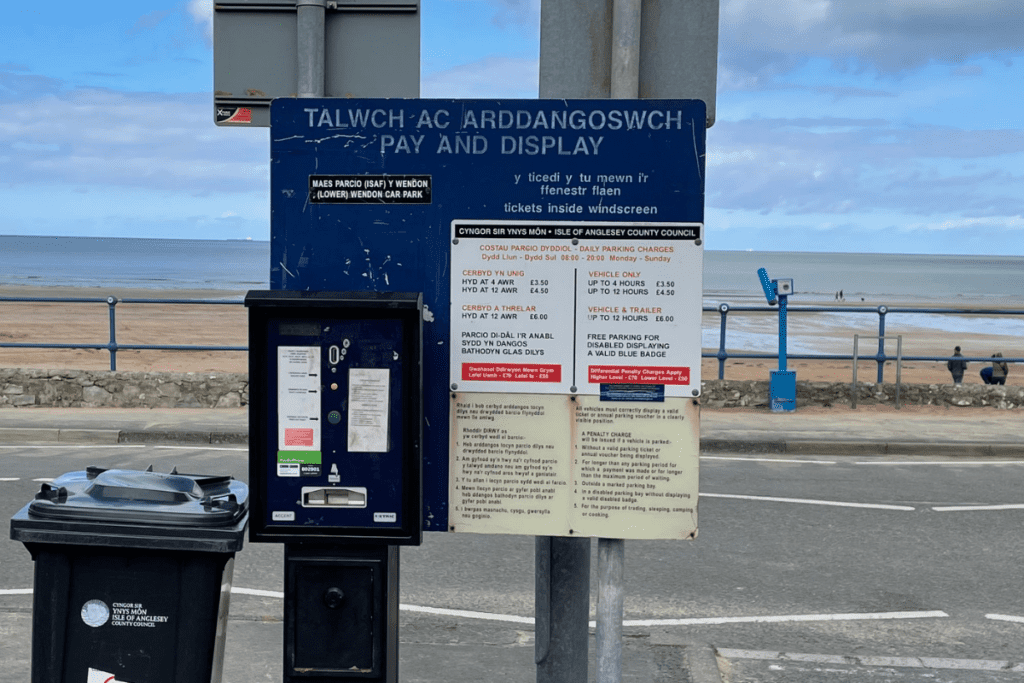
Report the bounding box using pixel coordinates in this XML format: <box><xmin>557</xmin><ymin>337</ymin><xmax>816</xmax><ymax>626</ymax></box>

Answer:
<box><xmin>245</xmin><ymin>290</ymin><xmax>422</xmax><ymax>682</ymax></box>
<box><xmin>245</xmin><ymin>290</ymin><xmax>423</xmax><ymax>545</ymax></box>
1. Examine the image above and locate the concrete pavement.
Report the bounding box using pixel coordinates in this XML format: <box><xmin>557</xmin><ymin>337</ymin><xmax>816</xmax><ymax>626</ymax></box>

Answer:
<box><xmin>0</xmin><ymin>405</ymin><xmax>1022</xmax><ymax>456</ymax></box>
<box><xmin>3</xmin><ymin>404</ymin><xmax>1023</xmax><ymax>683</ymax></box>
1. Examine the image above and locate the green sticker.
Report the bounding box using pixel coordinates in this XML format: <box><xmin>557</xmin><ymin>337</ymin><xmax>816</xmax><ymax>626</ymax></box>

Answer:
<box><xmin>277</xmin><ymin>450</ymin><xmax>322</xmax><ymax>465</ymax></box>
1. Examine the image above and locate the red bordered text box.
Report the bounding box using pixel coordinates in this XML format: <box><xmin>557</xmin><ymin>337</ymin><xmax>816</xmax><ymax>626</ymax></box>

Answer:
<box><xmin>588</xmin><ymin>365</ymin><xmax>690</xmax><ymax>385</ymax></box>
<box><xmin>284</xmin><ymin>428</ymin><xmax>315</xmax><ymax>447</ymax></box>
<box><xmin>461</xmin><ymin>363</ymin><xmax>562</xmax><ymax>383</ymax></box>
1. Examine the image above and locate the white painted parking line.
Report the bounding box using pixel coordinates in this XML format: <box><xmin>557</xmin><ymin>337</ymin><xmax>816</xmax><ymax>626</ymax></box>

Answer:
<box><xmin>856</xmin><ymin>460</ymin><xmax>1024</xmax><ymax>466</ymax></box>
<box><xmin>1</xmin><ymin>587</ymin><xmax>952</xmax><ymax>632</ymax></box>
<box><xmin>987</xmin><ymin>613</ymin><xmax>1024</xmax><ymax>624</ymax></box>
<box><xmin>702</xmin><ymin>456</ymin><xmax>837</xmax><ymax>465</ymax></box>
<box><xmin>933</xmin><ymin>503</ymin><xmax>1024</xmax><ymax>512</ymax></box>
<box><xmin>624</xmin><ymin>610</ymin><xmax>947</xmax><ymax>627</ymax></box>
<box><xmin>154</xmin><ymin>446</ymin><xmax>247</xmax><ymax>452</ymax></box>
<box><xmin>228</xmin><ymin>589</ymin><xmax>536</xmax><ymax>625</ymax></box>
<box><xmin>0</xmin><ymin>445</ymin><xmax>147</xmax><ymax>449</ymax></box>
<box><xmin>401</xmin><ymin>604</ymin><xmax>535</xmax><ymax>625</ymax></box>
<box><xmin>231</xmin><ymin>587</ymin><xmax>285</xmax><ymax>598</ymax></box>
<box><xmin>719</xmin><ymin>648</ymin><xmax>1024</xmax><ymax>673</ymax></box>
<box><xmin>700</xmin><ymin>492</ymin><xmax>916</xmax><ymax>511</ymax></box>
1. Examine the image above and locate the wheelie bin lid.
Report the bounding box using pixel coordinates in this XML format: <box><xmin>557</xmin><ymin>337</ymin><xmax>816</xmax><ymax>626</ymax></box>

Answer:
<box><xmin>10</xmin><ymin>466</ymin><xmax>248</xmax><ymax>553</ymax></box>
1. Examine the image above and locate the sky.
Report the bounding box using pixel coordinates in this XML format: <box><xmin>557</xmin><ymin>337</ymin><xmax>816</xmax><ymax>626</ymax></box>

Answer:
<box><xmin>0</xmin><ymin>0</ymin><xmax>1022</xmax><ymax>255</ymax></box>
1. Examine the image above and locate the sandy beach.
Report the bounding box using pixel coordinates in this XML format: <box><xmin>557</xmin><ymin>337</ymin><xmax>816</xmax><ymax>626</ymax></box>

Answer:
<box><xmin>0</xmin><ymin>286</ymin><xmax>249</xmax><ymax>373</ymax></box>
<box><xmin>0</xmin><ymin>285</ymin><xmax>1018</xmax><ymax>386</ymax></box>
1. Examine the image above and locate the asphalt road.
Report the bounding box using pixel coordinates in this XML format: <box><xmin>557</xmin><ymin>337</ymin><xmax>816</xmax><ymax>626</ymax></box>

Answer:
<box><xmin>3</xmin><ymin>444</ymin><xmax>1024</xmax><ymax>682</ymax></box>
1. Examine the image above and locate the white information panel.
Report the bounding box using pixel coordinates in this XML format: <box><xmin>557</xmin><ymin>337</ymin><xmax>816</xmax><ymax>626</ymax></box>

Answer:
<box><xmin>347</xmin><ymin>368</ymin><xmax>391</xmax><ymax>453</ymax></box>
<box><xmin>448</xmin><ymin>393</ymin><xmax>699</xmax><ymax>539</ymax></box>
<box><xmin>277</xmin><ymin>346</ymin><xmax>322</xmax><ymax>453</ymax></box>
<box><xmin>450</xmin><ymin>220</ymin><xmax>703</xmax><ymax>397</ymax></box>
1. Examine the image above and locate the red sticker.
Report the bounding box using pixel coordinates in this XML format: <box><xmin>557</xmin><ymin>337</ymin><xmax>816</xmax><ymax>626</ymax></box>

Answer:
<box><xmin>284</xmin><ymin>428</ymin><xmax>315</xmax><ymax>447</ymax></box>
<box><xmin>221</xmin><ymin>107</ymin><xmax>253</xmax><ymax>124</ymax></box>
<box><xmin>461</xmin><ymin>363</ymin><xmax>562</xmax><ymax>382</ymax></box>
<box><xmin>588</xmin><ymin>365</ymin><xmax>690</xmax><ymax>385</ymax></box>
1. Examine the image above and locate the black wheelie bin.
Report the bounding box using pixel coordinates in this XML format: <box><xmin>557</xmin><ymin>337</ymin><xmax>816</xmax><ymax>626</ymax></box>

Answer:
<box><xmin>10</xmin><ymin>466</ymin><xmax>248</xmax><ymax>683</ymax></box>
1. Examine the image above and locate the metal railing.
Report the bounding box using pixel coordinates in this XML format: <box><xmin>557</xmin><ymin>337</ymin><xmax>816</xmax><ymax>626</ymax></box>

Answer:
<box><xmin>705</xmin><ymin>303</ymin><xmax>1024</xmax><ymax>382</ymax></box>
<box><xmin>0</xmin><ymin>296</ymin><xmax>246</xmax><ymax>371</ymax></box>
<box><xmin>2</xmin><ymin>296</ymin><xmax>1022</xmax><ymax>380</ymax></box>
<box><xmin>852</xmin><ymin>334</ymin><xmax>903</xmax><ymax>408</ymax></box>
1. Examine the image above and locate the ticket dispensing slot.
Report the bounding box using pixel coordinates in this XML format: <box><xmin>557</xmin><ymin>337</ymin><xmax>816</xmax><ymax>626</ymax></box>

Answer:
<box><xmin>301</xmin><ymin>486</ymin><xmax>367</xmax><ymax>508</ymax></box>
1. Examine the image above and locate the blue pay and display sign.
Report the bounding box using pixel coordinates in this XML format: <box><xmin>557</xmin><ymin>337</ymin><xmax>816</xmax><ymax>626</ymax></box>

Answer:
<box><xmin>270</xmin><ymin>98</ymin><xmax>706</xmax><ymax>532</ymax></box>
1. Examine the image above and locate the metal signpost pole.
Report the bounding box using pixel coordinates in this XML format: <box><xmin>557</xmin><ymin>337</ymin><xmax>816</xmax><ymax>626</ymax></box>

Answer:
<box><xmin>215</xmin><ymin>5</ymin><xmax>420</xmax><ymax>682</ymax></box>
<box><xmin>296</xmin><ymin>0</ymin><xmax>326</xmax><ymax>98</ymax></box>
<box><xmin>597</xmin><ymin>2</ymin><xmax>641</xmax><ymax>682</ymax></box>
<box><xmin>535</xmin><ymin>536</ymin><xmax>591</xmax><ymax>683</ymax></box>
<box><xmin>536</xmin><ymin>3</ymin><xmax>601</xmax><ymax>682</ymax></box>
<box><xmin>538</xmin><ymin>2</ymin><xmax>717</xmax><ymax>682</ymax></box>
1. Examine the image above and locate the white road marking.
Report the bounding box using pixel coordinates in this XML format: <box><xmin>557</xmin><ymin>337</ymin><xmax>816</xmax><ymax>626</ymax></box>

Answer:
<box><xmin>400</xmin><ymin>604</ymin><xmax>535</xmax><ymax>625</ymax></box>
<box><xmin>624</xmin><ymin>610</ymin><xmax>947</xmax><ymax>627</ymax></box>
<box><xmin>702</xmin><ymin>456</ymin><xmax>836</xmax><ymax>465</ymax></box>
<box><xmin>987</xmin><ymin>613</ymin><xmax>1024</xmax><ymax>624</ymax></box>
<box><xmin>154</xmin><ymin>446</ymin><xmax>247</xmax><ymax>452</ymax></box>
<box><xmin>933</xmin><ymin>503</ymin><xmax>1024</xmax><ymax>512</ymax></box>
<box><xmin>700</xmin><ymin>492</ymin><xmax>916</xmax><ymax>511</ymax></box>
<box><xmin>0</xmin><ymin>477</ymin><xmax>19</xmax><ymax>481</ymax></box>
<box><xmin>232</xmin><ymin>591</ymin><xmax>535</xmax><ymax>626</ymax></box>
<box><xmin>0</xmin><ymin>588</ymin><xmax>953</xmax><ymax>631</ymax></box>
<box><xmin>856</xmin><ymin>460</ymin><xmax>1024</xmax><ymax>466</ymax></box>
<box><xmin>0</xmin><ymin>444</ymin><xmax>147</xmax><ymax>449</ymax></box>
<box><xmin>32</xmin><ymin>478</ymin><xmax>54</xmax><ymax>482</ymax></box>
<box><xmin>231</xmin><ymin>587</ymin><xmax>285</xmax><ymax>598</ymax></box>
<box><xmin>719</xmin><ymin>648</ymin><xmax>1024</xmax><ymax>672</ymax></box>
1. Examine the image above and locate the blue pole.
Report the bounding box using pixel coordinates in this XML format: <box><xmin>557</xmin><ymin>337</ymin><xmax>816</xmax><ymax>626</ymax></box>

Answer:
<box><xmin>717</xmin><ymin>304</ymin><xmax>728</xmax><ymax>379</ymax></box>
<box><xmin>876</xmin><ymin>306</ymin><xmax>887</xmax><ymax>383</ymax></box>
<box><xmin>778</xmin><ymin>295</ymin><xmax>787</xmax><ymax>372</ymax></box>
<box><xmin>107</xmin><ymin>296</ymin><xmax>118</xmax><ymax>371</ymax></box>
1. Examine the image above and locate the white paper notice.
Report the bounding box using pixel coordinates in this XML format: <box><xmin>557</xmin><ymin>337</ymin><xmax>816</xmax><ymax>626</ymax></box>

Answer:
<box><xmin>348</xmin><ymin>368</ymin><xmax>391</xmax><ymax>453</ymax></box>
<box><xmin>450</xmin><ymin>220</ymin><xmax>703</xmax><ymax>396</ymax></box>
<box><xmin>277</xmin><ymin>346</ymin><xmax>321</xmax><ymax>451</ymax></box>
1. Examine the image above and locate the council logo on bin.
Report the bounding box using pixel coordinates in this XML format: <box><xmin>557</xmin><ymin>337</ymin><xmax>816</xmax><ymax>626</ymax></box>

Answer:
<box><xmin>81</xmin><ymin>599</ymin><xmax>110</xmax><ymax>628</ymax></box>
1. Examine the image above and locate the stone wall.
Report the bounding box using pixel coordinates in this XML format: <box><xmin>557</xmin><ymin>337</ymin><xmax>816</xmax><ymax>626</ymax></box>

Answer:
<box><xmin>701</xmin><ymin>379</ymin><xmax>1024</xmax><ymax>410</ymax></box>
<box><xmin>2</xmin><ymin>368</ymin><xmax>1022</xmax><ymax>410</ymax></box>
<box><xmin>0</xmin><ymin>369</ymin><xmax>247</xmax><ymax>409</ymax></box>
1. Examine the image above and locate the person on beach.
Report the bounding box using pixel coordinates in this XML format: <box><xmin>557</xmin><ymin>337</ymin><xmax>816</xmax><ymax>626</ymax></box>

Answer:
<box><xmin>947</xmin><ymin>346</ymin><xmax>967</xmax><ymax>384</ymax></box>
<box><xmin>981</xmin><ymin>353</ymin><xmax>1009</xmax><ymax>385</ymax></box>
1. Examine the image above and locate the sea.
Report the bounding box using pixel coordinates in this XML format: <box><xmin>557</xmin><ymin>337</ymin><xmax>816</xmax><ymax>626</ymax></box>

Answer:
<box><xmin>3</xmin><ymin>235</ymin><xmax>1022</xmax><ymax>353</ymax></box>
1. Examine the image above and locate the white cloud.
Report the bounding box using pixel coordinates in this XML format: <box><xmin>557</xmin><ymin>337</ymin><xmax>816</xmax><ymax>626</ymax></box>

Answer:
<box><xmin>909</xmin><ymin>215</ymin><xmax>1024</xmax><ymax>232</ymax></box>
<box><xmin>0</xmin><ymin>88</ymin><xmax>266</xmax><ymax>193</ymax></box>
<box><xmin>720</xmin><ymin>0</ymin><xmax>1024</xmax><ymax>83</ymax></box>
<box><xmin>488</xmin><ymin>0</ymin><xmax>541</xmax><ymax>29</ymax></box>
<box><xmin>187</xmin><ymin>0</ymin><xmax>213</xmax><ymax>41</ymax></box>
<box><xmin>706</xmin><ymin>117</ymin><xmax>1024</xmax><ymax>219</ymax></box>
<box><xmin>422</xmin><ymin>55</ymin><xmax>538</xmax><ymax>98</ymax></box>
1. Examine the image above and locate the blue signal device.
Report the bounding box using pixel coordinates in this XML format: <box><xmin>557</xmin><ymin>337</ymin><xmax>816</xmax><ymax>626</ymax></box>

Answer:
<box><xmin>757</xmin><ymin>268</ymin><xmax>796</xmax><ymax>412</ymax></box>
